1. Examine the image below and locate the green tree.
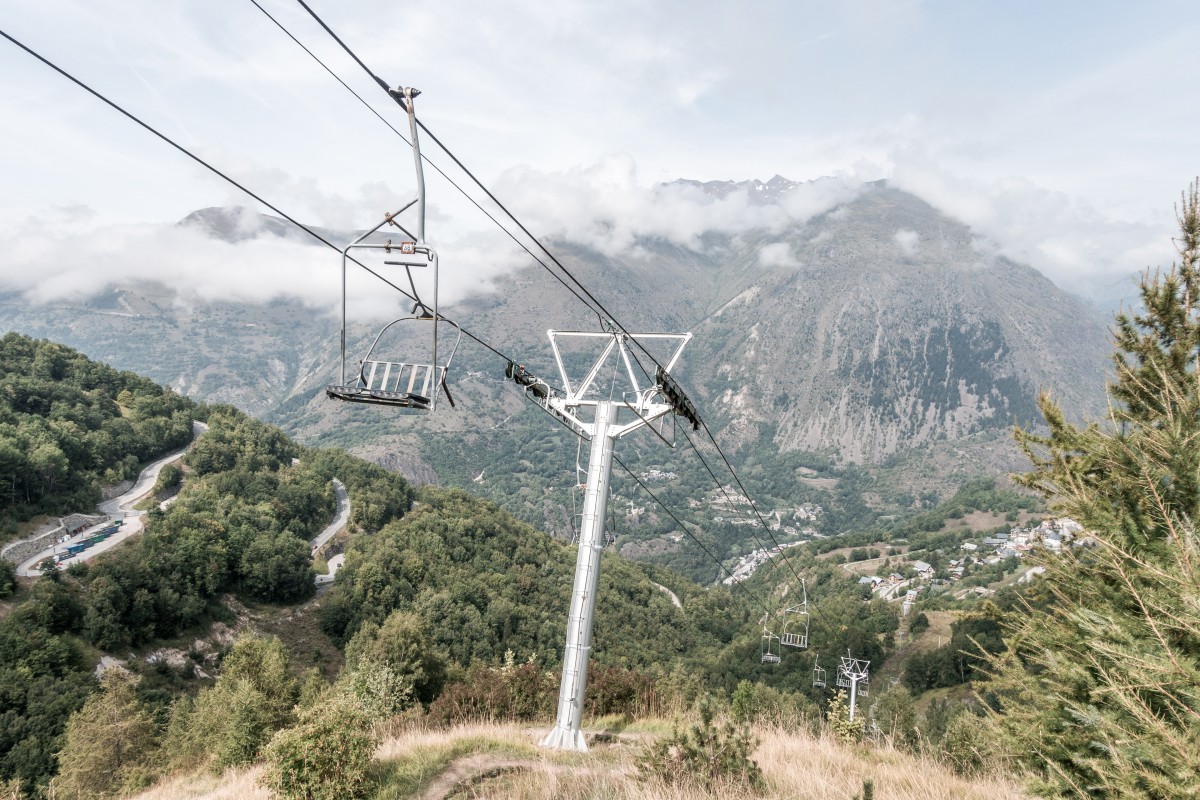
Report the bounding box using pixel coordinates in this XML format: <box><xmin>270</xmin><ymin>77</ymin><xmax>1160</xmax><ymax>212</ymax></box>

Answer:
<box><xmin>344</xmin><ymin>610</ymin><xmax>445</xmax><ymax>706</ymax></box>
<box><xmin>638</xmin><ymin>694</ymin><xmax>764</xmax><ymax>793</ymax></box>
<box><xmin>171</xmin><ymin>635</ymin><xmax>299</xmax><ymax>772</ymax></box>
<box><xmin>50</xmin><ymin>669</ymin><xmax>156</xmax><ymax>799</ymax></box>
<box><xmin>261</xmin><ymin>695</ymin><xmax>376</xmax><ymax>800</ymax></box>
<box><xmin>984</xmin><ymin>184</ymin><xmax>1200</xmax><ymax>797</ymax></box>
<box><xmin>0</xmin><ymin>560</ymin><xmax>15</xmax><ymax>599</ymax></box>
<box><xmin>871</xmin><ymin>684</ymin><xmax>919</xmax><ymax>751</ymax></box>
<box><xmin>826</xmin><ymin>690</ymin><xmax>864</xmax><ymax>744</ymax></box>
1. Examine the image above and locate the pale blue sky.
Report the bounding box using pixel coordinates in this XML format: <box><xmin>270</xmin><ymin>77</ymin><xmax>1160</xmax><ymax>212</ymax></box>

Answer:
<box><xmin>0</xmin><ymin>0</ymin><xmax>1196</xmax><ymax>305</ymax></box>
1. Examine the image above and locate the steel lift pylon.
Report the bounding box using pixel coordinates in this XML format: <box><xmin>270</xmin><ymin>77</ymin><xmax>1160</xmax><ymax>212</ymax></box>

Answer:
<box><xmin>524</xmin><ymin>329</ymin><xmax>694</xmax><ymax>752</ymax></box>
<box><xmin>836</xmin><ymin>653</ymin><xmax>871</xmax><ymax>721</ymax></box>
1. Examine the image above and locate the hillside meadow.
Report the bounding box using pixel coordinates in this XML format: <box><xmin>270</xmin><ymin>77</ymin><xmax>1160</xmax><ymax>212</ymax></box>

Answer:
<box><xmin>127</xmin><ymin>719</ymin><xmax>1031</xmax><ymax>800</ymax></box>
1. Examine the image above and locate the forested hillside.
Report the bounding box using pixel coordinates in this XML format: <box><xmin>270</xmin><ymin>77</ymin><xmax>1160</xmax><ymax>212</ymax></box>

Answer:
<box><xmin>0</xmin><ymin>337</ymin><xmax>424</xmax><ymax>794</ymax></box>
<box><xmin>0</xmin><ymin>334</ymin><xmax>195</xmax><ymax>538</ymax></box>
<box><xmin>0</xmin><ymin>338</ymin><xmax>896</xmax><ymax>797</ymax></box>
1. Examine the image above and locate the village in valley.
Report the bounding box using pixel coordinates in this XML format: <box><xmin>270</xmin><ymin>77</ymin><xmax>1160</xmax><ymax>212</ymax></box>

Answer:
<box><xmin>723</xmin><ymin>514</ymin><xmax>1090</xmax><ymax>609</ymax></box>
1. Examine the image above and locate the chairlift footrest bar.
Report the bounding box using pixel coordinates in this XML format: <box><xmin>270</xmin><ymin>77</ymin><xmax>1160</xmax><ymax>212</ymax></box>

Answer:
<box><xmin>326</xmin><ymin>384</ymin><xmax>431</xmax><ymax>410</ymax></box>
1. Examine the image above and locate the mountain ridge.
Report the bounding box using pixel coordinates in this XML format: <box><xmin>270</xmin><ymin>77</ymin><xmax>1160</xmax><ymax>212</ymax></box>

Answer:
<box><xmin>0</xmin><ymin>179</ymin><xmax>1113</xmax><ymax>484</ymax></box>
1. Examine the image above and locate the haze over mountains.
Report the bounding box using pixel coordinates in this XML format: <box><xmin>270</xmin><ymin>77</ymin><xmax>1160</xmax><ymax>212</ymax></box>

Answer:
<box><xmin>0</xmin><ymin>178</ymin><xmax>1113</xmax><ymax>486</ymax></box>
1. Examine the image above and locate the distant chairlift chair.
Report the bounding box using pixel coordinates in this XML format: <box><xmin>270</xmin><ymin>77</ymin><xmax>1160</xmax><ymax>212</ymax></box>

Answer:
<box><xmin>780</xmin><ymin>579</ymin><xmax>809</xmax><ymax>649</ymax></box>
<box><xmin>761</xmin><ymin>629</ymin><xmax>781</xmax><ymax>664</ymax></box>
<box><xmin>813</xmin><ymin>657</ymin><xmax>827</xmax><ymax>688</ymax></box>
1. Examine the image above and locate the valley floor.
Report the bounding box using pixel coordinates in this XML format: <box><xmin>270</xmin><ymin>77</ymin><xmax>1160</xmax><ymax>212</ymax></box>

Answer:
<box><xmin>128</xmin><ymin>720</ymin><xmax>1032</xmax><ymax>800</ymax></box>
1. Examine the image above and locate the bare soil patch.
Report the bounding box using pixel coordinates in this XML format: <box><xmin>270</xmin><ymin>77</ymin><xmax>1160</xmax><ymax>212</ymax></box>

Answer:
<box><xmin>422</xmin><ymin>755</ymin><xmax>533</xmax><ymax>800</ymax></box>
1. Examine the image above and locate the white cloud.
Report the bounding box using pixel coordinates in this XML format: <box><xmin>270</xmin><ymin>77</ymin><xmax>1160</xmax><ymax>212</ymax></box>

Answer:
<box><xmin>492</xmin><ymin>154</ymin><xmax>864</xmax><ymax>253</ymax></box>
<box><xmin>888</xmin><ymin>154</ymin><xmax>1174</xmax><ymax>301</ymax></box>
<box><xmin>758</xmin><ymin>242</ymin><xmax>796</xmax><ymax>268</ymax></box>
<box><xmin>0</xmin><ymin>206</ymin><xmax>525</xmax><ymax>317</ymax></box>
<box><xmin>894</xmin><ymin>228</ymin><xmax>919</xmax><ymax>256</ymax></box>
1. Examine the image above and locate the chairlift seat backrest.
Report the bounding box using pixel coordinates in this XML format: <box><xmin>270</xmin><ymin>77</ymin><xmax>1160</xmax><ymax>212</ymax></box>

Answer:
<box><xmin>363</xmin><ymin>360</ymin><xmax>440</xmax><ymax>398</ymax></box>
<box><xmin>327</xmin><ymin>312</ymin><xmax>461</xmax><ymax>411</ymax></box>
<box><xmin>781</xmin><ymin>632</ymin><xmax>808</xmax><ymax>648</ymax></box>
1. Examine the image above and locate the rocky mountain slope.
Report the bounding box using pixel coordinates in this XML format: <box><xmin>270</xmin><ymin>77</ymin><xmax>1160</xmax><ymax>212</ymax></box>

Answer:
<box><xmin>445</xmin><ymin>181</ymin><xmax>1110</xmax><ymax>465</ymax></box>
<box><xmin>0</xmin><ymin>181</ymin><xmax>1112</xmax><ymax>482</ymax></box>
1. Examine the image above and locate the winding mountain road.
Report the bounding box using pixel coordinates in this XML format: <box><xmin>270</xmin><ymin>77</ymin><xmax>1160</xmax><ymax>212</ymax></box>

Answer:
<box><xmin>16</xmin><ymin>422</ymin><xmax>208</xmax><ymax>577</ymax></box>
<box><xmin>652</xmin><ymin>582</ymin><xmax>683</xmax><ymax>610</ymax></box>
<box><xmin>311</xmin><ymin>479</ymin><xmax>350</xmax><ymax>587</ymax></box>
<box><xmin>309</xmin><ymin>478</ymin><xmax>349</xmax><ymax>552</ymax></box>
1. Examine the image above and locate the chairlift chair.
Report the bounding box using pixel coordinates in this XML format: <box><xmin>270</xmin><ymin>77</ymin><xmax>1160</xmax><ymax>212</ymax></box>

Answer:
<box><xmin>761</xmin><ymin>629</ymin><xmax>781</xmax><ymax>664</ymax></box>
<box><xmin>325</xmin><ymin>85</ymin><xmax>461</xmax><ymax>413</ymax></box>
<box><xmin>812</xmin><ymin>656</ymin><xmax>827</xmax><ymax>688</ymax></box>
<box><xmin>780</xmin><ymin>579</ymin><xmax>809</xmax><ymax>649</ymax></box>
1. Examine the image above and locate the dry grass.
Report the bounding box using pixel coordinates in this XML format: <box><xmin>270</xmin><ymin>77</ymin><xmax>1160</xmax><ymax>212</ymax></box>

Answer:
<box><xmin>124</xmin><ymin>765</ymin><xmax>269</xmax><ymax>800</ymax></box>
<box><xmin>375</xmin><ymin>720</ymin><xmax>1033</xmax><ymax>800</ymax></box>
<box><xmin>937</xmin><ymin>509</ymin><xmax>1038</xmax><ymax>533</ymax></box>
<box><xmin>124</xmin><ymin>719</ymin><xmax>1033</xmax><ymax>800</ymax></box>
<box><xmin>814</xmin><ymin>542</ymin><xmax>894</xmax><ymax>562</ymax></box>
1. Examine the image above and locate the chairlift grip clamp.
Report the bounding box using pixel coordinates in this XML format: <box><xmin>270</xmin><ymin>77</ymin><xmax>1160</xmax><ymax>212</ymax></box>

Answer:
<box><xmin>656</xmin><ymin>366</ymin><xmax>701</xmax><ymax>431</ymax></box>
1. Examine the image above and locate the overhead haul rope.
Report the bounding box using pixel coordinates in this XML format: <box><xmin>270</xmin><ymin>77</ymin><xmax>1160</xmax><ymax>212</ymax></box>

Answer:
<box><xmin>0</xmin><ymin>25</ymin><xmax>772</xmax><ymax>617</ymax></box>
<box><xmin>679</xmin><ymin>427</ymin><xmax>809</xmax><ymax>591</ymax></box>
<box><xmin>613</xmin><ymin>453</ymin><xmax>773</xmax><ymax>617</ymax></box>
<box><xmin>288</xmin><ymin>0</ymin><xmax>812</xmax><ymax>606</ymax></box>
<box><xmin>259</xmin><ymin>0</ymin><xmax>604</xmax><ymax>327</ymax></box>
<box><xmin>289</xmin><ymin>0</ymin><xmax>669</xmax><ymax>352</ymax></box>
<box><xmin>0</xmin><ymin>26</ymin><xmax>517</xmax><ymax>368</ymax></box>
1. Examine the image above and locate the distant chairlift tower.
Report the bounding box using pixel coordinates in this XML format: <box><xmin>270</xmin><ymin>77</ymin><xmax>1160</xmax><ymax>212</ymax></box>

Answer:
<box><xmin>836</xmin><ymin>653</ymin><xmax>871</xmax><ymax>721</ymax></box>
<box><xmin>523</xmin><ymin>329</ymin><xmax>696</xmax><ymax>752</ymax></box>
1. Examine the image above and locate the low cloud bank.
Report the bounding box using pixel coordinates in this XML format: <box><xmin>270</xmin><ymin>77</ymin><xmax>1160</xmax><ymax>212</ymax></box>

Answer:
<box><xmin>493</xmin><ymin>154</ymin><xmax>866</xmax><ymax>253</ymax></box>
<box><xmin>889</xmin><ymin>155</ymin><xmax>1171</xmax><ymax>302</ymax></box>
<box><xmin>0</xmin><ymin>206</ymin><xmax>525</xmax><ymax>318</ymax></box>
<box><xmin>0</xmin><ymin>154</ymin><xmax>1172</xmax><ymax>311</ymax></box>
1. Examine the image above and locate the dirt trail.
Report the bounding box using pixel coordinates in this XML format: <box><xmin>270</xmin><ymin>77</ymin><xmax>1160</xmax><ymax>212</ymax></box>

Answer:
<box><xmin>420</xmin><ymin>749</ymin><xmax>632</xmax><ymax>800</ymax></box>
<box><xmin>419</xmin><ymin>755</ymin><xmax>533</xmax><ymax>800</ymax></box>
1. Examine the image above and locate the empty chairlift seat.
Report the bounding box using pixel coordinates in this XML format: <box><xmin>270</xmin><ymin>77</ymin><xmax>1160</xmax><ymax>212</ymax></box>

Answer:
<box><xmin>326</xmin><ymin>315</ymin><xmax>461</xmax><ymax>411</ymax></box>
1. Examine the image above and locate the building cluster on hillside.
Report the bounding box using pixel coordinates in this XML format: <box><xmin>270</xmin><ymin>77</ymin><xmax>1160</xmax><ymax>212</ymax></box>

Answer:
<box><xmin>721</xmin><ymin>539</ymin><xmax>807</xmax><ymax>585</ymax></box>
<box><xmin>716</xmin><ymin>501</ymin><xmax>826</xmax><ymax>584</ymax></box>
<box><xmin>638</xmin><ymin>468</ymin><xmax>678</xmax><ymax>482</ymax></box>
<box><xmin>706</xmin><ymin>488</ymin><xmax>824</xmax><ymax>532</ymax></box>
<box><xmin>854</xmin><ymin>518</ymin><xmax>1090</xmax><ymax>603</ymax></box>
<box><xmin>976</xmin><ymin>517</ymin><xmax>1086</xmax><ymax>562</ymax></box>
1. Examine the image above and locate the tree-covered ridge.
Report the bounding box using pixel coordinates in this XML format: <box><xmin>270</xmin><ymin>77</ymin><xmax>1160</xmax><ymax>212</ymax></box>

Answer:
<box><xmin>319</xmin><ymin>486</ymin><xmax>742</xmax><ymax>671</ymax></box>
<box><xmin>76</xmin><ymin>406</ymin><xmax>416</xmax><ymax>649</ymax></box>
<box><xmin>0</xmin><ymin>333</ymin><xmax>196</xmax><ymax>534</ymax></box>
<box><xmin>0</xmin><ymin>394</ymin><xmax>415</xmax><ymax>794</ymax></box>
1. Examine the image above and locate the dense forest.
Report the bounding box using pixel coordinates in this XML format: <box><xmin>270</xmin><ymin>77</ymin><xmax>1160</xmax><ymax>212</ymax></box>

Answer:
<box><xmin>0</xmin><ymin>333</ymin><xmax>196</xmax><ymax>537</ymax></box>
